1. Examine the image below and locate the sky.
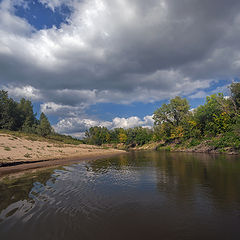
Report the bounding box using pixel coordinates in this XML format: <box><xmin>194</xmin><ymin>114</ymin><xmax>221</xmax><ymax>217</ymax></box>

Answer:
<box><xmin>0</xmin><ymin>0</ymin><xmax>240</xmax><ymax>138</ymax></box>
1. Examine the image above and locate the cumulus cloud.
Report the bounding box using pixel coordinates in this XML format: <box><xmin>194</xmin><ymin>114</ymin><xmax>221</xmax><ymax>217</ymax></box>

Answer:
<box><xmin>1</xmin><ymin>0</ymin><xmax>240</xmax><ymax>104</ymax></box>
<box><xmin>1</xmin><ymin>0</ymin><xmax>240</xmax><ymax>135</ymax></box>
<box><xmin>40</xmin><ymin>101</ymin><xmax>88</xmax><ymax>117</ymax></box>
<box><xmin>53</xmin><ymin>115</ymin><xmax>154</xmax><ymax>137</ymax></box>
<box><xmin>53</xmin><ymin>117</ymin><xmax>111</xmax><ymax>135</ymax></box>
<box><xmin>112</xmin><ymin>116</ymin><xmax>154</xmax><ymax>129</ymax></box>
<box><xmin>3</xmin><ymin>85</ymin><xmax>42</xmax><ymax>100</ymax></box>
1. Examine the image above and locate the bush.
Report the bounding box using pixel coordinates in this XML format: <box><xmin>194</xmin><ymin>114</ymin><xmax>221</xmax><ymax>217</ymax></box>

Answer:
<box><xmin>156</xmin><ymin>145</ymin><xmax>171</xmax><ymax>151</ymax></box>
<box><xmin>208</xmin><ymin>132</ymin><xmax>240</xmax><ymax>150</ymax></box>
<box><xmin>188</xmin><ymin>138</ymin><xmax>201</xmax><ymax>147</ymax></box>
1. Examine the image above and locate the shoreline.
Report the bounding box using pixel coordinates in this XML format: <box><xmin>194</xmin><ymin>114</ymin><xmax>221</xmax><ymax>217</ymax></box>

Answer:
<box><xmin>168</xmin><ymin>148</ymin><xmax>239</xmax><ymax>155</ymax></box>
<box><xmin>0</xmin><ymin>151</ymin><xmax>126</xmax><ymax>178</ymax></box>
<box><xmin>0</xmin><ymin>133</ymin><xmax>126</xmax><ymax>177</ymax></box>
<box><xmin>134</xmin><ymin>147</ymin><xmax>239</xmax><ymax>155</ymax></box>
<box><xmin>126</xmin><ymin>141</ymin><xmax>240</xmax><ymax>155</ymax></box>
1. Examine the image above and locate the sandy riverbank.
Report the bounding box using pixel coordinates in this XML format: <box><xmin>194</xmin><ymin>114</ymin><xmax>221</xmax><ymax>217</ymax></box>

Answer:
<box><xmin>0</xmin><ymin>133</ymin><xmax>125</xmax><ymax>177</ymax></box>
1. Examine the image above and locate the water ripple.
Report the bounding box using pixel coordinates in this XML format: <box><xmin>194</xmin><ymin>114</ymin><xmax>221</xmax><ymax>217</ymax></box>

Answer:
<box><xmin>0</xmin><ymin>151</ymin><xmax>240</xmax><ymax>239</ymax></box>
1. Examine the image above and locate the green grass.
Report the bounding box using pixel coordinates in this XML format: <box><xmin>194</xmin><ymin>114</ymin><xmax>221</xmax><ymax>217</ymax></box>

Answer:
<box><xmin>102</xmin><ymin>146</ymin><xmax>110</xmax><ymax>149</ymax></box>
<box><xmin>24</xmin><ymin>153</ymin><xmax>31</xmax><ymax>158</ymax></box>
<box><xmin>155</xmin><ymin>132</ymin><xmax>240</xmax><ymax>153</ymax></box>
<box><xmin>0</xmin><ymin>129</ymin><xmax>83</xmax><ymax>145</ymax></box>
<box><xmin>205</xmin><ymin>131</ymin><xmax>240</xmax><ymax>151</ymax></box>
<box><xmin>156</xmin><ymin>145</ymin><xmax>171</xmax><ymax>151</ymax></box>
<box><xmin>4</xmin><ymin>146</ymin><xmax>11</xmax><ymax>151</ymax></box>
<box><xmin>23</xmin><ymin>146</ymin><xmax>32</xmax><ymax>150</ymax></box>
<box><xmin>187</xmin><ymin>138</ymin><xmax>201</xmax><ymax>148</ymax></box>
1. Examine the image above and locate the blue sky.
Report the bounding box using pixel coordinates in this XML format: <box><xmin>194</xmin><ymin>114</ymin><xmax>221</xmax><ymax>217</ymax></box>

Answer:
<box><xmin>1</xmin><ymin>0</ymin><xmax>240</xmax><ymax>137</ymax></box>
<box><xmin>14</xmin><ymin>0</ymin><xmax>71</xmax><ymax>30</ymax></box>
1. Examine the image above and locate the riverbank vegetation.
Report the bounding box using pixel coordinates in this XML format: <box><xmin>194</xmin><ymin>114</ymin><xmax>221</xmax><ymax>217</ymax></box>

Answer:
<box><xmin>84</xmin><ymin>83</ymin><xmax>240</xmax><ymax>153</ymax></box>
<box><xmin>1</xmin><ymin>83</ymin><xmax>240</xmax><ymax>153</ymax></box>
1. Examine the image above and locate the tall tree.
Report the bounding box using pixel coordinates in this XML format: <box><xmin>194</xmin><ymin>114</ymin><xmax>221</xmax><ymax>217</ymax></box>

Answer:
<box><xmin>153</xmin><ymin>96</ymin><xmax>190</xmax><ymax>127</ymax></box>
<box><xmin>0</xmin><ymin>90</ymin><xmax>19</xmax><ymax>130</ymax></box>
<box><xmin>229</xmin><ymin>82</ymin><xmax>240</xmax><ymax>114</ymax></box>
<box><xmin>193</xmin><ymin>94</ymin><xmax>231</xmax><ymax>135</ymax></box>
<box><xmin>18</xmin><ymin>98</ymin><xmax>37</xmax><ymax>131</ymax></box>
<box><xmin>37</xmin><ymin>113</ymin><xmax>52</xmax><ymax>136</ymax></box>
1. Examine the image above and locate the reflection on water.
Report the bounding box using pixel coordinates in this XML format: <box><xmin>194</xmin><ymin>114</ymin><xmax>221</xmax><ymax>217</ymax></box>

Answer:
<box><xmin>0</xmin><ymin>151</ymin><xmax>240</xmax><ymax>240</ymax></box>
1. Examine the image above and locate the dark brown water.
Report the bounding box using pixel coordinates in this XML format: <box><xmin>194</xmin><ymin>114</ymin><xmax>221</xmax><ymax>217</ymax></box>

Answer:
<box><xmin>0</xmin><ymin>151</ymin><xmax>240</xmax><ymax>240</ymax></box>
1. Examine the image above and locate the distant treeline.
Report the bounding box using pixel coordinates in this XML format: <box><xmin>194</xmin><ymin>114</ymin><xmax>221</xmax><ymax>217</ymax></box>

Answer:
<box><xmin>85</xmin><ymin>82</ymin><xmax>240</xmax><ymax>151</ymax></box>
<box><xmin>85</xmin><ymin>126</ymin><xmax>153</xmax><ymax>146</ymax></box>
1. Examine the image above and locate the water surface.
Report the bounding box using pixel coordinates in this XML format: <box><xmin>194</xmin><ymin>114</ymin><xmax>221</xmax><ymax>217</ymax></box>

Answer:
<box><xmin>0</xmin><ymin>151</ymin><xmax>240</xmax><ymax>240</ymax></box>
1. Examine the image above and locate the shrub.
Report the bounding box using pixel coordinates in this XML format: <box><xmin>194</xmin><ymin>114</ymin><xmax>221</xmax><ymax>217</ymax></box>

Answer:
<box><xmin>188</xmin><ymin>138</ymin><xmax>201</xmax><ymax>147</ymax></box>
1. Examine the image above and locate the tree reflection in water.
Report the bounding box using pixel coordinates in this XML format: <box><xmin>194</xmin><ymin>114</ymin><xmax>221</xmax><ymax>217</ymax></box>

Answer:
<box><xmin>0</xmin><ymin>151</ymin><xmax>239</xmax><ymax>240</ymax></box>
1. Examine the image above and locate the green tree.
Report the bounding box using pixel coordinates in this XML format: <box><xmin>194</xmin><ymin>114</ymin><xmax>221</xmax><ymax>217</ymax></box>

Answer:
<box><xmin>118</xmin><ymin>132</ymin><xmax>127</xmax><ymax>143</ymax></box>
<box><xmin>0</xmin><ymin>90</ymin><xmax>19</xmax><ymax>130</ymax></box>
<box><xmin>37</xmin><ymin>113</ymin><xmax>52</xmax><ymax>136</ymax></box>
<box><xmin>18</xmin><ymin>98</ymin><xmax>37</xmax><ymax>132</ymax></box>
<box><xmin>85</xmin><ymin>126</ymin><xmax>110</xmax><ymax>145</ymax></box>
<box><xmin>153</xmin><ymin>96</ymin><xmax>190</xmax><ymax>140</ymax></box>
<box><xmin>229</xmin><ymin>82</ymin><xmax>240</xmax><ymax>115</ymax></box>
<box><xmin>153</xmin><ymin>96</ymin><xmax>190</xmax><ymax>127</ymax></box>
<box><xmin>110</xmin><ymin>128</ymin><xmax>123</xmax><ymax>143</ymax></box>
<box><xmin>194</xmin><ymin>94</ymin><xmax>231</xmax><ymax>136</ymax></box>
<box><xmin>135</xmin><ymin>127</ymin><xmax>153</xmax><ymax>146</ymax></box>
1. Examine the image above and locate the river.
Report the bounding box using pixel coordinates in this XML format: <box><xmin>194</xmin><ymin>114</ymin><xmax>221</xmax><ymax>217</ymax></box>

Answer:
<box><xmin>0</xmin><ymin>151</ymin><xmax>240</xmax><ymax>240</ymax></box>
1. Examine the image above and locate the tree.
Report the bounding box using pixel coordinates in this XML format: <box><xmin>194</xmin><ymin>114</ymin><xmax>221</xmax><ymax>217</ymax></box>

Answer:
<box><xmin>37</xmin><ymin>113</ymin><xmax>52</xmax><ymax>136</ymax></box>
<box><xmin>18</xmin><ymin>98</ymin><xmax>37</xmax><ymax>131</ymax></box>
<box><xmin>0</xmin><ymin>89</ymin><xmax>55</xmax><ymax>137</ymax></box>
<box><xmin>135</xmin><ymin>127</ymin><xmax>153</xmax><ymax>146</ymax></box>
<box><xmin>153</xmin><ymin>96</ymin><xmax>190</xmax><ymax>140</ymax></box>
<box><xmin>194</xmin><ymin>94</ymin><xmax>232</xmax><ymax>136</ymax></box>
<box><xmin>0</xmin><ymin>90</ymin><xmax>19</xmax><ymax>130</ymax></box>
<box><xmin>110</xmin><ymin>128</ymin><xmax>123</xmax><ymax>143</ymax></box>
<box><xmin>153</xmin><ymin>96</ymin><xmax>190</xmax><ymax>127</ymax></box>
<box><xmin>85</xmin><ymin>126</ymin><xmax>110</xmax><ymax>145</ymax></box>
<box><xmin>118</xmin><ymin>132</ymin><xmax>127</xmax><ymax>143</ymax></box>
<box><xmin>229</xmin><ymin>82</ymin><xmax>240</xmax><ymax>114</ymax></box>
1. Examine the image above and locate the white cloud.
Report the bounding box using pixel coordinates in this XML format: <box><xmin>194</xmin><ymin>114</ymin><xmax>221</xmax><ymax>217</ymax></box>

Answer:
<box><xmin>3</xmin><ymin>85</ymin><xmax>42</xmax><ymax>100</ymax></box>
<box><xmin>40</xmin><ymin>102</ymin><xmax>87</xmax><ymax>117</ymax></box>
<box><xmin>189</xmin><ymin>83</ymin><xmax>230</xmax><ymax>99</ymax></box>
<box><xmin>1</xmin><ymin>0</ymin><xmax>238</xmax><ymax>99</ymax></box>
<box><xmin>112</xmin><ymin>116</ymin><xmax>154</xmax><ymax>129</ymax></box>
<box><xmin>0</xmin><ymin>0</ymin><xmax>33</xmax><ymax>36</ymax></box>
<box><xmin>53</xmin><ymin>115</ymin><xmax>154</xmax><ymax>137</ymax></box>
<box><xmin>53</xmin><ymin>117</ymin><xmax>112</xmax><ymax>135</ymax></box>
<box><xmin>189</xmin><ymin>91</ymin><xmax>207</xmax><ymax>99</ymax></box>
<box><xmin>39</xmin><ymin>0</ymin><xmax>74</xmax><ymax>11</ymax></box>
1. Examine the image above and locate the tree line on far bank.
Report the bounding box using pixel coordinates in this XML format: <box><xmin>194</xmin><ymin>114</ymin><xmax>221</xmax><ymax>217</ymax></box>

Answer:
<box><xmin>84</xmin><ymin>82</ymin><xmax>240</xmax><ymax>151</ymax></box>
<box><xmin>85</xmin><ymin>126</ymin><xmax>154</xmax><ymax>146</ymax></box>
<box><xmin>0</xmin><ymin>90</ymin><xmax>52</xmax><ymax>136</ymax></box>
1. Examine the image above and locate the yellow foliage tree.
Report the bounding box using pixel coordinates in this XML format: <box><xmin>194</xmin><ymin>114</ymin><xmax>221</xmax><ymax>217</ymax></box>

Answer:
<box><xmin>118</xmin><ymin>133</ymin><xmax>127</xmax><ymax>143</ymax></box>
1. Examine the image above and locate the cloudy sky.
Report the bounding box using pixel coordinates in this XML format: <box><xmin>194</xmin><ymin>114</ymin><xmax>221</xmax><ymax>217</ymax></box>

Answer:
<box><xmin>0</xmin><ymin>0</ymin><xmax>239</xmax><ymax>137</ymax></box>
